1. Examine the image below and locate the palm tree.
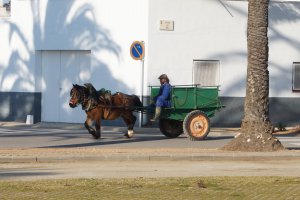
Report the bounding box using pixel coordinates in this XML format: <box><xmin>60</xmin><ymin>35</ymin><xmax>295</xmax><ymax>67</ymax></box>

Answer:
<box><xmin>223</xmin><ymin>0</ymin><xmax>284</xmax><ymax>151</ymax></box>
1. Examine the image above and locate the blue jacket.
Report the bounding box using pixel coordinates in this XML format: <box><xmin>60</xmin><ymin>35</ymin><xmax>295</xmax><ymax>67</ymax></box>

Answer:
<box><xmin>154</xmin><ymin>83</ymin><xmax>172</xmax><ymax>107</ymax></box>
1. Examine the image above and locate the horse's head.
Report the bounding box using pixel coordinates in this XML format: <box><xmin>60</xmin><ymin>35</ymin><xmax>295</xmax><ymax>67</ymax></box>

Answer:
<box><xmin>69</xmin><ymin>84</ymin><xmax>85</xmax><ymax>108</ymax></box>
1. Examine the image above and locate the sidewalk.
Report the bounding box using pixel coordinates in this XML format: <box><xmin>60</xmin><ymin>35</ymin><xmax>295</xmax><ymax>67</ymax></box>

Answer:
<box><xmin>1</xmin><ymin>148</ymin><xmax>300</xmax><ymax>163</ymax></box>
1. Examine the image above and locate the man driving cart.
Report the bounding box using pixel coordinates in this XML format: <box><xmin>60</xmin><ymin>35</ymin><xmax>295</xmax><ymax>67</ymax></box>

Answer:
<box><xmin>150</xmin><ymin>74</ymin><xmax>172</xmax><ymax>122</ymax></box>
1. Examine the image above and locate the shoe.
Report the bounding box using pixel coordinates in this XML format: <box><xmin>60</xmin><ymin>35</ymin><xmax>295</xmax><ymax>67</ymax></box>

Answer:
<box><xmin>150</xmin><ymin>107</ymin><xmax>161</xmax><ymax>122</ymax></box>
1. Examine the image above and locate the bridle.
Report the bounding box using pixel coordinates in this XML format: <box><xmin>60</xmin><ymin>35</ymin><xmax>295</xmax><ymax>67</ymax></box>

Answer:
<box><xmin>69</xmin><ymin>85</ymin><xmax>97</xmax><ymax>111</ymax></box>
<box><xmin>69</xmin><ymin>86</ymin><xmax>85</xmax><ymax>107</ymax></box>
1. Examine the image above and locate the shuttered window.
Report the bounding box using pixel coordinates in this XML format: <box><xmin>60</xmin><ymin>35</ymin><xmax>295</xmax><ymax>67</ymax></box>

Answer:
<box><xmin>193</xmin><ymin>60</ymin><xmax>220</xmax><ymax>86</ymax></box>
<box><xmin>293</xmin><ymin>62</ymin><xmax>300</xmax><ymax>91</ymax></box>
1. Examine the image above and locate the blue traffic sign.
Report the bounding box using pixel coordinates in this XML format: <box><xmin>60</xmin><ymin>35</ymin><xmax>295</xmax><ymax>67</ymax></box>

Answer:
<box><xmin>130</xmin><ymin>41</ymin><xmax>145</xmax><ymax>60</ymax></box>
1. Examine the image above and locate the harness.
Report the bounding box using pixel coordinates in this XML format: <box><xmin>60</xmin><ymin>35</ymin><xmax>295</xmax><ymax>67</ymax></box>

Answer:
<box><xmin>71</xmin><ymin>85</ymin><xmax>137</xmax><ymax>116</ymax></box>
<box><xmin>84</xmin><ymin>98</ymin><xmax>97</xmax><ymax>112</ymax></box>
<box><xmin>83</xmin><ymin>87</ymin><xmax>112</xmax><ymax>113</ymax></box>
<box><xmin>70</xmin><ymin>86</ymin><xmax>96</xmax><ymax>112</ymax></box>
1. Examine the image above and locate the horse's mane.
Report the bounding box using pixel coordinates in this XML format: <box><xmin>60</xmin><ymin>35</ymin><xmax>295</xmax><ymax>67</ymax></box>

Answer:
<box><xmin>84</xmin><ymin>83</ymin><xmax>98</xmax><ymax>95</ymax></box>
<box><xmin>71</xmin><ymin>83</ymin><xmax>97</xmax><ymax>97</ymax></box>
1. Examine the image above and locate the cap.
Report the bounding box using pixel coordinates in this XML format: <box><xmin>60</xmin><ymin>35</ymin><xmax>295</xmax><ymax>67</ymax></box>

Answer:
<box><xmin>158</xmin><ymin>74</ymin><xmax>168</xmax><ymax>80</ymax></box>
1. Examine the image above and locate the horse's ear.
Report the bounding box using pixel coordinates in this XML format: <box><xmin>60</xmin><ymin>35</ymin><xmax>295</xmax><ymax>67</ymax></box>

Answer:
<box><xmin>84</xmin><ymin>83</ymin><xmax>92</xmax><ymax>88</ymax></box>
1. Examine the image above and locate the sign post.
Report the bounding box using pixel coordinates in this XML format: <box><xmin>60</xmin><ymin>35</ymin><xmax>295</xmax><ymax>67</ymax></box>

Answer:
<box><xmin>130</xmin><ymin>41</ymin><xmax>145</xmax><ymax>128</ymax></box>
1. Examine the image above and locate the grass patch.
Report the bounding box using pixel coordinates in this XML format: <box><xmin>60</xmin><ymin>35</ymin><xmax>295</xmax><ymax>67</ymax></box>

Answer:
<box><xmin>0</xmin><ymin>177</ymin><xmax>299</xmax><ymax>200</ymax></box>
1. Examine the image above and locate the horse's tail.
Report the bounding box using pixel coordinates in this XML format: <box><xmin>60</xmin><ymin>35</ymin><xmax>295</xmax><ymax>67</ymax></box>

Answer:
<box><xmin>134</xmin><ymin>95</ymin><xmax>143</xmax><ymax>107</ymax></box>
<box><xmin>112</xmin><ymin>92</ymin><xmax>143</xmax><ymax>111</ymax></box>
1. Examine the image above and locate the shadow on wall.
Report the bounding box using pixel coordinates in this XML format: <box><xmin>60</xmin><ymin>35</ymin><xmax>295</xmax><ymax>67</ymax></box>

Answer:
<box><xmin>269</xmin><ymin>2</ymin><xmax>300</xmax><ymax>25</ymax></box>
<box><xmin>269</xmin><ymin>2</ymin><xmax>300</xmax><ymax>95</ymax></box>
<box><xmin>208</xmin><ymin>2</ymin><xmax>300</xmax><ymax>126</ymax></box>
<box><xmin>210</xmin><ymin>97</ymin><xmax>244</xmax><ymax>127</ymax></box>
<box><xmin>0</xmin><ymin>1</ymin><xmax>131</xmax><ymax>123</ymax></box>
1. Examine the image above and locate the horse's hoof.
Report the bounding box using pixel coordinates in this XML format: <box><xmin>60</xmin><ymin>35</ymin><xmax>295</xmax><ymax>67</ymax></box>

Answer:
<box><xmin>93</xmin><ymin>134</ymin><xmax>101</xmax><ymax>139</ymax></box>
<box><xmin>91</xmin><ymin>131</ymin><xmax>101</xmax><ymax>139</ymax></box>
<box><xmin>93</xmin><ymin>133</ymin><xmax>101</xmax><ymax>139</ymax></box>
<box><xmin>124</xmin><ymin>130</ymin><xmax>134</xmax><ymax>138</ymax></box>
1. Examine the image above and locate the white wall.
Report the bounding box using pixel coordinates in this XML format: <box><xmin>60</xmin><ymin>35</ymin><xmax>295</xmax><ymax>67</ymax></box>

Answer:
<box><xmin>269</xmin><ymin>2</ymin><xmax>300</xmax><ymax>97</ymax></box>
<box><xmin>1</xmin><ymin>0</ymin><xmax>300</xmax><ymax>99</ymax></box>
<box><xmin>0</xmin><ymin>0</ymin><xmax>148</xmax><ymax>95</ymax></box>
<box><xmin>148</xmin><ymin>0</ymin><xmax>248</xmax><ymax>97</ymax></box>
<box><xmin>148</xmin><ymin>0</ymin><xmax>300</xmax><ymax>98</ymax></box>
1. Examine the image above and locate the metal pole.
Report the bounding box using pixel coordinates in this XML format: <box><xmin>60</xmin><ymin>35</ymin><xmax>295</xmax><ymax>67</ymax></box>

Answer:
<box><xmin>139</xmin><ymin>58</ymin><xmax>144</xmax><ymax>128</ymax></box>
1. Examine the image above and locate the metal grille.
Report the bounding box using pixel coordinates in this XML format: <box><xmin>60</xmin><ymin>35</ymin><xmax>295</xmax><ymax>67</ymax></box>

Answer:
<box><xmin>293</xmin><ymin>63</ymin><xmax>300</xmax><ymax>91</ymax></box>
<box><xmin>193</xmin><ymin>60</ymin><xmax>220</xmax><ymax>86</ymax></box>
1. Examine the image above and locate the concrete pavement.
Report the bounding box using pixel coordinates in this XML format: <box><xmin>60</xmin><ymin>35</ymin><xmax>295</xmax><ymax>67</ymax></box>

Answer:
<box><xmin>2</xmin><ymin>160</ymin><xmax>300</xmax><ymax>180</ymax></box>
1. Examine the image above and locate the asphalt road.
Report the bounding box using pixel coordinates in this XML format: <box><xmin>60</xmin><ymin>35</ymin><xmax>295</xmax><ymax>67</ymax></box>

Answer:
<box><xmin>0</xmin><ymin>123</ymin><xmax>299</xmax><ymax>149</ymax></box>
<box><xmin>1</xmin><ymin>123</ymin><xmax>300</xmax><ymax>180</ymax></box>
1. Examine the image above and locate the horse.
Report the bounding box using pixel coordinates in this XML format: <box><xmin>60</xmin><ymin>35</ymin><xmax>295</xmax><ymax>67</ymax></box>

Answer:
<box><xmin>69</xmin><ymin>83</ymin><xmax>143</xmax><ymax>139</ymax></box>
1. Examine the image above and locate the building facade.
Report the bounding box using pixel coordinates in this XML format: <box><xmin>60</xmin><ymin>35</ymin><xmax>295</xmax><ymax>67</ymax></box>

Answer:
<box><xmin>1</xmin><ymin>0</ymin><xmax>300</xmax><ymax>126</ymax></box>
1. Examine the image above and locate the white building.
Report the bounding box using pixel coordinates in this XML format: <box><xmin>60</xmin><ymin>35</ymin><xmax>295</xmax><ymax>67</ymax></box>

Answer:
<box><xmin>0</xmin><ymin>0</ymin><xmax>300</xmax><ymax>126</ymax></box>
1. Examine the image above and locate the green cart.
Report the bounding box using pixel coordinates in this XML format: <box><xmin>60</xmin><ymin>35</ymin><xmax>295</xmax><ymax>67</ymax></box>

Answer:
<box><xmin>149</xmin><ymin>85</ymin><xmax>222</xmax><ymax>140</ymax></box>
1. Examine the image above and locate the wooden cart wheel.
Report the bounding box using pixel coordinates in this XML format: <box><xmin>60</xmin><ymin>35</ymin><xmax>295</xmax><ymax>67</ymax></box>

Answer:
<box><xmin>159</xmin><ymin>119</ymin><xmax>183</xmax><ymax>138</ymax></box>
<box><xmin>183</xmin><ymin>110</ymin><xmax>210</xmax><ymax>141</ymax></box>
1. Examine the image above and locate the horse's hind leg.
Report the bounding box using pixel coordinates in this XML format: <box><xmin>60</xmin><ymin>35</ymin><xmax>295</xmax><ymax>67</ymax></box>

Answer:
<box><xmin>121</xmin><ymin>112</ymin><xmax>136</xmax><ymax>138</ymax></box>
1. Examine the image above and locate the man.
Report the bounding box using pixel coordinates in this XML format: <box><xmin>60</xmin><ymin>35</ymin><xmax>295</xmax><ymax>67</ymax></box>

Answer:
<box><xmin>150</xmin><ymin>74</ymin><xmax>172</xmax><ymax>122</ymax></box>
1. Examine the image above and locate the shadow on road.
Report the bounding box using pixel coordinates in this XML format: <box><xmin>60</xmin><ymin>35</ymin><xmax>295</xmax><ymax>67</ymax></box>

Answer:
<box><xmin>39</xmin><ymin>135</ymin><xmax>171</xmax><ymax>148</ymax></box>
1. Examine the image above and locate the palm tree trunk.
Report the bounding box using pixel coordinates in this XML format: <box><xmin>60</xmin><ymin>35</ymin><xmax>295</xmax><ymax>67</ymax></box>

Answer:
<box><xmin>222</xmin><ymin>0</ymin><xmax>284</xmax><ymax>151</ymax></box>
<box><xmin>243</xmin><ymin>0</ymin><xmax>271</xmax><ymax>134</ymax></box>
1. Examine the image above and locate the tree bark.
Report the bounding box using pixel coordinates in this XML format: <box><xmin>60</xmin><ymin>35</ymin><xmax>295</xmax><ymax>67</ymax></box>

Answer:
<box><xmin>222</xmin><ymin>0</ymin><xmax>284</xmax><ymax>151</ymax></box>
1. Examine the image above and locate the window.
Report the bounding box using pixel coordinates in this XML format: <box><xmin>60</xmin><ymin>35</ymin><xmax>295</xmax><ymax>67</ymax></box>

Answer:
<box><xmin>292</xmin><ymin>62</ymin><xmax>300</xmax><ymax>91</ymax></box>
<box><xmin>193</xmin><ymin>60</ymin><xmax>220</xmax><ymax>86</ymax></box>
<box><xmin>0</xmin><ymin>0</ymin><xmax>10</xmax><ymax>18</ymax></box>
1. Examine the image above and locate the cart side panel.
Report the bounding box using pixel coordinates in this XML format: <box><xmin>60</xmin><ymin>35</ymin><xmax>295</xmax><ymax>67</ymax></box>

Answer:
<box><xmin>172</xmin><ymin>86</ymin><xmax>220</xmax><ymax>109</ymax></box>
<box><xmin>172</xmin><ymin>87</ymin><xmax>196</xmax><ymax>109</ymax></box>
<box><xmin>150</xmin><ymin>86</ymin><xmax>160</xmax><ymax>98</ymax></box>
<box><xmin>196</xmin><ymin>87</ymin><xmax>220</xmax><ymax>109</ymax></box>
<box><xmin>150</xmin><ymin>85</ymin><xmax>222</xmax><ymax>121</ymax></box>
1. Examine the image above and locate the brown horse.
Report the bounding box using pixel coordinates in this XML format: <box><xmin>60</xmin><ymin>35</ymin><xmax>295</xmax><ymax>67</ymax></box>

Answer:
<box><xmin>69</xmin><ymin>83</ymin><xmax>143</xmax><ymax>139</ymax></box>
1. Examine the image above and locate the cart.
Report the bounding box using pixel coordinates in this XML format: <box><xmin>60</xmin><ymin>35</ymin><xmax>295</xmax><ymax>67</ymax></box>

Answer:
<box><xmin>149</xmin><ymin>84</ymin><xmax>222</xmax><ymax>140</ymax></box>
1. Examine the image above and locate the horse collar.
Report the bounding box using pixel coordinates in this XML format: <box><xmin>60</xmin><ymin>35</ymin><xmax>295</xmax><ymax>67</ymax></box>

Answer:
<box><xmin>83</xmin><ymin>98</ymin><xmax>97</xmax><ymax>112</ymax></box>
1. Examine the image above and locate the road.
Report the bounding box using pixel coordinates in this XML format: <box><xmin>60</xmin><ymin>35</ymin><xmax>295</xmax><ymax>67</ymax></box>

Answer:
<box><xmin>0</xmin><ymin>123</ymin><xmax>299</xmax><ymax>149</ymax></box>
<box><xmin>0</xmin><ymin>123</ymin><xmax>299</xmax><ymax>180</ymax></box>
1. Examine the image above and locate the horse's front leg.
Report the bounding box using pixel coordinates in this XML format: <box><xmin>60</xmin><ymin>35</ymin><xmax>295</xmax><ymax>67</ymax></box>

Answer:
<box><xmin>84</xmin><ymin>117</ymin><xmax>100</xmax><ymax>139</ymax></box>
<box><xmin>94</xmin><ymin>118</ymin><xmax>101</xmax><ymax>139</ymax></box>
